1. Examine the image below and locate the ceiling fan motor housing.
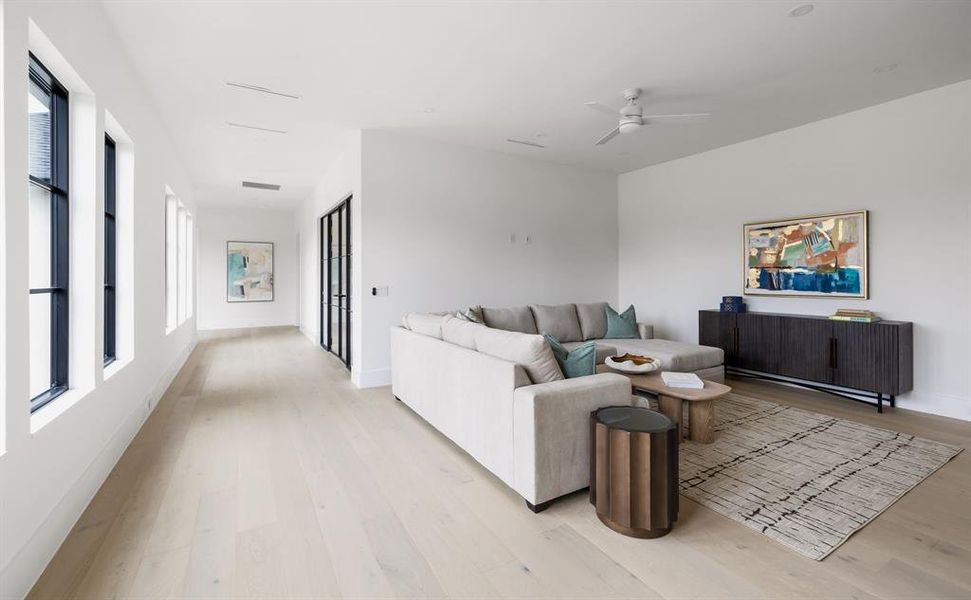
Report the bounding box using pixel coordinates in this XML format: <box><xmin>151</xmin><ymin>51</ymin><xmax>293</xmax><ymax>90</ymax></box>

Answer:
<box><xmin>619</xmin><ymin>116</ymin><xmax>642</xmax><ymax>133</ymax></box>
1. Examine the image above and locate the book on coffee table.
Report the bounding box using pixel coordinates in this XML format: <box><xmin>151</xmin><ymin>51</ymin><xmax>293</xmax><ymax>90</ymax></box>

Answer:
<box><xmin>660</xmin><ymin>371</ymin><xmax>704</xmax><ymax>390</ymax></box>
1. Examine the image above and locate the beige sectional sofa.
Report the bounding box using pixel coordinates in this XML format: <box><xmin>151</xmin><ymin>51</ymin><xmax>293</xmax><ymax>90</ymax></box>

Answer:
<box><xmin>390</xmin><ymin>302</ymin><xmax>724</xmax><ymax>512</ymax></box>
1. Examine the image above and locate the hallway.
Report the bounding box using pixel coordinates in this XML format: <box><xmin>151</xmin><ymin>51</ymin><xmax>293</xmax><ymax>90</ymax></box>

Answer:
<box><xmin>28</xmin><ymin>327</ymin><xmax>971</xmax><ymax>599</ymax></box>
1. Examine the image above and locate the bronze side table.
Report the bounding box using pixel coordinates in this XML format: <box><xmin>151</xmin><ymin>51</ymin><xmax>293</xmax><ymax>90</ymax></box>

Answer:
<box><xmin>590</xmin><ymin>406</ymin><xmax>679</xmax><ymax>538</ymax></box>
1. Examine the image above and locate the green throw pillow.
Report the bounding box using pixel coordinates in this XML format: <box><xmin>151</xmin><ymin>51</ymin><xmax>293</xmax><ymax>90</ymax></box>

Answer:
<box><xmin>605</xmin><ymin>304</ymin><xmax>638</xmax><ymax>339</ymax></box>
<box><xmin>543</xmin><ymin>334</ymin><xmax>596</xmax><ymax>379</ymax></box>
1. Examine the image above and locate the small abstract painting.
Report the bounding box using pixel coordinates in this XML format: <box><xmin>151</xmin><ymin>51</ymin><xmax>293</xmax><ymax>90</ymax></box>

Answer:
<box><xmin>227</xmin><ymin>241</ymin><xmax>274</xmax><ymax>302</ymax></box>
<box><xmin>743</xmin><ymin>211</ymin><xmax>868</xmax><ymax>298</ymax></box>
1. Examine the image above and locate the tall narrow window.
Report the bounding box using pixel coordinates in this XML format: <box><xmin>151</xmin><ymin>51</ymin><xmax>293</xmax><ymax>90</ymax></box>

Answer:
<box><xmin>28</xmin><ymin>54</ymin><xmax>70</xmax><ymax>411</ymax></box>
<box><xmin>104</xmin><ymin>135</ymin><xmax>116</xmax><ymax>365</ymax></box>
<box><xmin>164</xmin><ymin>193</ymin><xmax>177</xmax><ymax>332</ymax></box>
<box><xmin>177</xmin><ymin>204</ymin><xmax>187</xmax><ymax>324</ymax></box>
<box><xmin>186</xmin><ymin>214</ymin><xmax>194</xmax><ymax>319</ymax></box>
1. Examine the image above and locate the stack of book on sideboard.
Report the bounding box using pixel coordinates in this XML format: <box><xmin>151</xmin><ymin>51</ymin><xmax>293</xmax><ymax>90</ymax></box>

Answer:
<box><xmin>829</xmin><ymin>309</ymin><xmax>881</xmax><ymax>323</ymax></box>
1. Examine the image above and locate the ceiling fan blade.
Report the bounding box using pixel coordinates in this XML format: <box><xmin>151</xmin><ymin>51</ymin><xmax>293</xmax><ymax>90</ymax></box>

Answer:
<box><xmin>585</xmin><ymin>101</ymin><xmax>619</xmax><ymax>116</ymax></box>
<box><xmin>595</xmin><ymin>127</ymin><xmax>620</xmax><ymax>146</ymax></box>
<box><xmin>641</xmin><ymin>112</ymin><xmax>711</xmax><ymax>123</ymax></box>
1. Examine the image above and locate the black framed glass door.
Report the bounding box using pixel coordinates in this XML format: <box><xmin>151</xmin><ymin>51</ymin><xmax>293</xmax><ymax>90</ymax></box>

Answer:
<box><xmin>320</xmin><ymin>197</ymin><xmax>351</xmax><ymax>368</ymax></box>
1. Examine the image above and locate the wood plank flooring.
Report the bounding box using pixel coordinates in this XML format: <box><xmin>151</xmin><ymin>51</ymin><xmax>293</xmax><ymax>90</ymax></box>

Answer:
<box><xmin>28</xmin><ymin>326</ymin><xmax>971</xmax><ymax>599</ymax></box>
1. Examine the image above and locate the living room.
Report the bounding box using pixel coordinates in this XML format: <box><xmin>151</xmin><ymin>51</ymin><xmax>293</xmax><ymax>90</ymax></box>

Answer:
<box><xmin>2</xmin><ymin>1</ymin><xmax>970</xmax><ymax>599</ymax></box>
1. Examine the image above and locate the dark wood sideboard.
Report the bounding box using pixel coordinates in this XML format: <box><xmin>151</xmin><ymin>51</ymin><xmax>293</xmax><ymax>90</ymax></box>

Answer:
<box><xmin>698</xmin><ymin>310</ymin><xmax>913</xmax><ymax>412</ymax></box>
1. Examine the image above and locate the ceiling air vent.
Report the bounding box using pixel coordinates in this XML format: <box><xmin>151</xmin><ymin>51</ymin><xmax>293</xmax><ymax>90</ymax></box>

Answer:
<box><xmin>226</xmin><ymin>81</ymin><xmax>300</xmax><ymax>100</ymax></box>
<box><xmin>226</xmin><ymin>121</ymin><xmax>287</xmax><ymax>134</ymax></box>
<box><xmin>506</xmin><ymin>138</ymin><xmax>545</xmax><ymax>148</ymax></box>
<box><xmin>242</xmin><ymin>181</ymin><xmax>281</xmax><ymax>191</ymax></box>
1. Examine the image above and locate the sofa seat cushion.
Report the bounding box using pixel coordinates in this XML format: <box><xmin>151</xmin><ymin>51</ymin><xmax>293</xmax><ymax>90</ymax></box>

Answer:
<box><xmin>482</xmin><ymin>305</ymin><xmax>538</xmax><ymax>334</ymax></box>
<box><xmin>575</xmin><ymin>302</ymin><xmax>609</xmax><ymax>340</ymax></box>
<box><xmin>530</xmin><ymin>304</ymin><xmax>582</xmax><ymax>342</ymax></box>
<box><xmin>473</xmin><ymin>327</ymin><xmax>563</xmax><ymax>384</ymax></box>
<box><xmin>596</xmin><ymin>339</ymin><xmax>724</xmax><ymax>372</ymax></box>
<box><xmin>561</xmin><ymin>341</ymin><xmax>616</xmax><ymax>365</ymax></box>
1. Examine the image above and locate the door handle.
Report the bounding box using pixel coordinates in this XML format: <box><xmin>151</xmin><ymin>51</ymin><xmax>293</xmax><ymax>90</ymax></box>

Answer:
<box><xmin>829</xmin><ymin>338</ymin><xmax>837</xmax><ymax>368</ymax></box>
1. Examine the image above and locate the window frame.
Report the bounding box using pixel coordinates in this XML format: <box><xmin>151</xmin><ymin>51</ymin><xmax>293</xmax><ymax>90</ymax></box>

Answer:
<box><xmin>28</xmin><ymin>53</ymin><xmax>70</xmax><ymax>412</ymax></box>
<box><xmin>104</xmin><ymin>135</ymin><xmax>117</xmax><ymax>365</ymax></box>
<box><xmin>164</xmin><ymin>194</ymin><xmax>177</xmax><ymax>333</ymax></box>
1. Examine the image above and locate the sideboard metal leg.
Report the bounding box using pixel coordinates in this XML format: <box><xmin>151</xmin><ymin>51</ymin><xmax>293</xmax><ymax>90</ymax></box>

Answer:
<box><xmin>890</xmin><ymin>395</ymin><xmax>896</xmax><ymax>408</ymax></box>
<box><xmin>877</xmin><ymin>393</ymin><xmax>884</xmax><ymax>413</ymax></box>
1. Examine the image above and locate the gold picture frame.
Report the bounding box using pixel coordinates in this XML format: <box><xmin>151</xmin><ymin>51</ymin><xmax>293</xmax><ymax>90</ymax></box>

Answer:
<box><xmin>742</xmin><ymin>210</ymin><xmax>869</xmax><ymax>299</ymax></box>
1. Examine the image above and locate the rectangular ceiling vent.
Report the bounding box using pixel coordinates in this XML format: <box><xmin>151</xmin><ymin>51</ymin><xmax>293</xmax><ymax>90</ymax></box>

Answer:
<box><xmin>506</xmin><ymin>138</ymin><xmax>545</xmax><ymax>148</ymax></box>
<box><xmin>226</xmin><ymin>121</ymin><xmax>287</xmax><ymax>134</ymax></box>
<box><xmin>226</xmin><ymin>81</ymin><xmax>300</xmax><ymax>100</ymax></box>
<box><xmin>242</xmin><ymin>181</ymin><xmax>281</xmax><ymax>191</ymax></box>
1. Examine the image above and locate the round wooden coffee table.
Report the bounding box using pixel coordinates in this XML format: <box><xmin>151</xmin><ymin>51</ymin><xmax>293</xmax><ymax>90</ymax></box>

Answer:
<box><xmin>596</xmin><ymin>366</ymin><xmax>732</xmax><ymax>443</ymax></box>
<box><xmin>589</xmin><ymin>406</ymin><xmax>679</xmax><ymax>538</ymax></box>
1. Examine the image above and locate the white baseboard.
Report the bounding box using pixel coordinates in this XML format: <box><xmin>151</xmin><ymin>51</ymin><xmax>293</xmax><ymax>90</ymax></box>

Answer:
<box><xmin>0</xmin><ymin>339</ymin><xmax>197</xmax><ymax>600</ymax></box>
<box><xmin>730</xmin><ymin>367</ymin><xmax>971</xmax><ymax>422</ymax></box>
<box><xmin>896</xmin><ymin>390</ymin><xmax>971</xmax><ymax>422</ymax></box>
<box><xmin>197</xmin><ymin>322</ymin><xmax>297</xmax><ymax>332</ymax></box>
<box><xmin>353</xmin><ymin>367</ymin><xmax>391</xmax><ymax>389</ymax></box>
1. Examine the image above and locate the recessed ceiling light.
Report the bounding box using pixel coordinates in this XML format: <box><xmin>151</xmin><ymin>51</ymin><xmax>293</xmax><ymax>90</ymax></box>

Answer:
<box><xmin>226</xmin><ymin>82</ymin><xmax>300</xmax><ymax>100</ymax></box>
<box><xmin>506</xmin><ymin>138</ymin><xmax>545</xmax><ymax>148</ymax></box>
<box><xmin>788</xmin><ymin>4</ymin><xmax>814</xmax><ymax>17</ymax></box>
<box><xmin>873</xmin><ymin>63</ymin><xmax>898</xmax><ymax>73</ymax></box>
<box><xmin>226</xmin><ymin>121</ymin><xmax>288</xmax><ymax>134</ymax></box>
<box><xmin>242</xmin><ymin>181</ymin><xmax>281</xmax><ymax>191</ymax></box>
<box><xmin>423</xmin><ymin>107</ymin><xmax>437</xmax><ymax>113</ymax></box>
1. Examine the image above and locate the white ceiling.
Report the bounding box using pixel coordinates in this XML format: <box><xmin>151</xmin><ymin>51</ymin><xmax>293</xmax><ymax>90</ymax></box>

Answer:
<box><xmin>101</xmin><ymin>1</ymin><xmax>971</xmax><ymax>208</ymax></box>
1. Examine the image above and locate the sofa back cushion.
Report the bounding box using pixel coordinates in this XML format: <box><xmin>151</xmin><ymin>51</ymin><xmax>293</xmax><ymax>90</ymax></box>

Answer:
<box><xmin>481</xmin><ymin>305</ymin><xmax>538</xmax><ymax>334</ymax></box>
<box><xmin>473</xmin><ymin>327</ymin><xmax>563</xmax><ymax>384</ymax></box>
<box><xmin>576</xmin><ymin>302</ymin><xmax>609</xmax><ymax>340</ymax></box>
<box><xmin>530</xmin><ymin>304</ymin><xmax>582</xmax><ymax>342</ymax></box>
<box><xmin>441</xmin><ymin>315</ymin><xmax>486</xmax><ymax>349</ymax></box>
<box><xmin>402</xmin><ymin>312</ymin><xmax>449</xmax><ymax>339</ymax></box>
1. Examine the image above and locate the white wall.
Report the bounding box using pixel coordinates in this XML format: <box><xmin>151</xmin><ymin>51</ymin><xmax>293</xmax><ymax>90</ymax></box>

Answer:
<box><xmin>197</xmin><ymin>205</ymin><xmax>297</xmax><ymax>330</ymax></box>
<box><xmin>619</xmin><ymin>80</ymin><xmax>971</xmax><ymax>421</ymax></box>
<box><xmin>357</xmin><ymin>130</ymin><xmax>619</xmax><ymax>387</ymax></box>
<box><xmin>1</xmin><ymin>3</ymin><xmax>198</xmax><ymax>597</ymax></box>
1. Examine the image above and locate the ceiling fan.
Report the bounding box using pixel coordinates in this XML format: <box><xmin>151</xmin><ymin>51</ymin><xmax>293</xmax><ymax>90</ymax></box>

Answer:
<box><xmin>585</xmin><ymin>88</ymin><xmax>710</xmax><ymax>145</ymax></box>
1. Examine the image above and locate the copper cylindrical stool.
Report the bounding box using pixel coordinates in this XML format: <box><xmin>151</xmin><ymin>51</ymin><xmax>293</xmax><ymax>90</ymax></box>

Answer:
<box><xmin>590</xmin><ymin>406</ymin><xmax>679</xmax><ymax>538</ymax></box>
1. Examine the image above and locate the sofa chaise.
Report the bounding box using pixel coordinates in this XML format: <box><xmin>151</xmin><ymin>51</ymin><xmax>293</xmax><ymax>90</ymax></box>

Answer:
<box><xmin>390</xmin><ymin>302</ymin><xmax>724</xmax><ymax>512</ymax></box>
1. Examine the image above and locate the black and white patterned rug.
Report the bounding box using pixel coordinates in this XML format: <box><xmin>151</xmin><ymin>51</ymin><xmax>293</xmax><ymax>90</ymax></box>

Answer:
<box><xmin>675</xmin><ymin>393</ymin><xmax>962</xmax><ymax>560</ymax></box>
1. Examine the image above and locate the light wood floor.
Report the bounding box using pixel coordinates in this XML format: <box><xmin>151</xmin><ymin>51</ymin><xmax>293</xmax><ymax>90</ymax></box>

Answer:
<box><xmin>28</xmin><ymin>327</ymin><xmax>971</xmax><ymax>599</ymax></box>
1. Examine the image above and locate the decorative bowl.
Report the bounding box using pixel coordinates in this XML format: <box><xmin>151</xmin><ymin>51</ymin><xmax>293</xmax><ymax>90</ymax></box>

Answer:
<box><xmin>604</xmin><ymin>353</ymin><xmax>660</xmax><ymax>374</ymax></box>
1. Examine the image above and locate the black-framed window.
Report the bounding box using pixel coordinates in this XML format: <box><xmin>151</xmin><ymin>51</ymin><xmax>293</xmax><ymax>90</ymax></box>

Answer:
<box><xmin>104</xmin><ymin>135</ymin><xmax>116</xmax><ymax>365</ymax></box>
<box><xmin>28</xmin><ymin>53</ymin><xmax>70</xmax><ymax>412</ymax></box>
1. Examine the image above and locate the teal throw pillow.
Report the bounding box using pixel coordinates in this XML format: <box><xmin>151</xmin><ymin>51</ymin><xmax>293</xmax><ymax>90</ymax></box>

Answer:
<box><xmin>543</xmin><ymin>334</ymin><xmax>596</xmax><ymax>379</ymax></box>
<box><xmin>605</xmin><ymin>304</ymin><xmax>638</xmax><ymax>339</ymax></box>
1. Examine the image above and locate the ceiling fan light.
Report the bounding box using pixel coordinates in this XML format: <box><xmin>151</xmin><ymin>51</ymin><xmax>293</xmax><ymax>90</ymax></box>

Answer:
<box><xmin>618</xmin><ymin>120</ymin><xmax>641</xmax><ymax>134</ymax></box>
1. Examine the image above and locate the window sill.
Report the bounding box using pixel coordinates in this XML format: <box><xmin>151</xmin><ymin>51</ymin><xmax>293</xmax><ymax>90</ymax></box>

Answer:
<box><xmin>30</xmin><ymin>386</ymin><xmax>93</xmax><ymax>434</ymax></box>
<box><xmin>104</xmin><ymin>356</ymin><xmax>132</xmax><ymax>381</ymax></box>
<box><xmin>30</xmin><ymin>386</ymin><xmax>68</xmax><ymax>414</ymax></box>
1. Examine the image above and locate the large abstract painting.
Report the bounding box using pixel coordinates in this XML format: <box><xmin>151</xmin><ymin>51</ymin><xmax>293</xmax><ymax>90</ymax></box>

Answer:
<box><xmin>743</xmin><ymin>211</ymin><xmax>868</xmax><ymax>298</ymax></box>
<box><xmin>227</xmin><ymin>241</ymin><xmax>274</xmax><ymax>302</ymax></box>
